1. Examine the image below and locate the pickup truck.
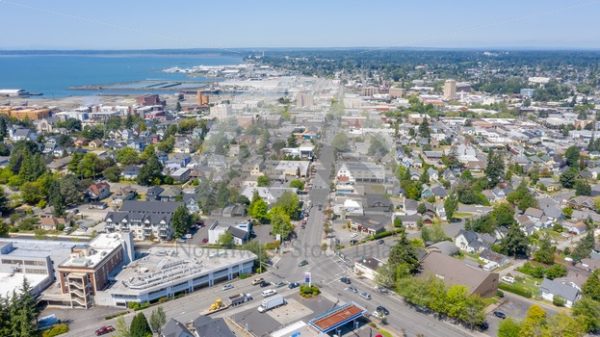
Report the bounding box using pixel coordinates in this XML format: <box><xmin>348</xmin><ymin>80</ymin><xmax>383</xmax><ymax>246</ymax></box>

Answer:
<box><xmin>252</xmin><ymin>278</ymin><xmax>265</xmax><ymax>285</ymax></box>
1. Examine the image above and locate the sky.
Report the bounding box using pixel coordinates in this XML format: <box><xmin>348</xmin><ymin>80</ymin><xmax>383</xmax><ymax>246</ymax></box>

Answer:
<box><xmin>0</xmin><ymin>0</ymin><xmax>600</xmax><ymax>50</ymax></box>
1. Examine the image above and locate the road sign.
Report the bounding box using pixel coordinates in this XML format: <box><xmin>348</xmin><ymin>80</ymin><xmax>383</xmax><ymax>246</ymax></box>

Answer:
<box><xmin>304</xmin><ymin>272</ymin><xmax>311</xmax><ymax>286</ymax></box>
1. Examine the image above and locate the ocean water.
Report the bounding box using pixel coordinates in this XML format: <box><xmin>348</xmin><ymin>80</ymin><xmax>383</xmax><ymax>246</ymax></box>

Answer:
<box><xmin>0</xmin><ymin>51</ymin><xmax>242</xmax><ymax>98</ymax></box>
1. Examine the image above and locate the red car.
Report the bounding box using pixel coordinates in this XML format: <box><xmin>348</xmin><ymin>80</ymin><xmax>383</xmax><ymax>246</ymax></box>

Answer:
<box><xmin>95</xmin><ymin>325</ymin><xmax>115</xmax><ymax>336</ymax></box>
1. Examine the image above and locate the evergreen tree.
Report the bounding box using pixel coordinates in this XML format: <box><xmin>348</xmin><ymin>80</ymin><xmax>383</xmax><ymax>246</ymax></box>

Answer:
<box><xmin>582</xmin><ymin>269</ymin><xmax>600</xmax><ymax>302</ymax></box>
<box><xmin>533</xmin><ymin>235</ymin><xmax>556</xmax><ymax>265</ymax></box>
<box><xmin>564</xmin><ymin>146</ymin><xmax>581</xmax><ymax>167</ymax></box>
<box><xmin>388</xmin><ymin>229</ymin><xmax>420</xmax><ymax>273</ymax></box>
<box><xmin>130</xmin><ymin>312</ymin><xmax>152</xmax><ymax>337</ymax></box>
<box><xmin>149</xmin><ymin>306</ymin><xmax>166</xmax><ymax>333</ymax></box>
<box><xmin>500</xmin><ymin>224</ymin><xmax>529</xmax><ymax>258</ymax></box>
<box><xmin>172</xmin><ymin>205</ymin><xmax>192</xmax><ymax>239</ymax></box>
<box><xmin>485</xmin><ymin>150</ymin><xmax>505</xmax><ymax>188</ymax></box>
<box><xmin>48</xmin><ymin>180</ymin><xmax>65</xmax><ymax>216</ymax></box>
<box><xmin>136</xmin><ymin>154</ymin><xmax>163</xmax><ymax>186</ymax></box>
<box><xmin>0</xmin><ymin>118</ymin><xmax>7</xmax><ymax>141</ymax></box>
<box><xmin>444</xmin><ymin>193</ymin><xmax>458</xmax><ymax>220</ymax></box>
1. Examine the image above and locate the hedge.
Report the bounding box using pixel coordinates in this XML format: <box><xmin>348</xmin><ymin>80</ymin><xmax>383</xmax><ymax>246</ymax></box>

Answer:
<box><xmin>42</xmin><ymin>323</ymin><xmax>69</xmax><ymax>337</ymax></box>
<box><xmin>498</xmin><ymin>283</ymin><xmax>532</xmax><ymax>298</ymax></box>
<box><xmin>104</xmin><ymin>311</ymin><xmax>129</xmax><ymax>320</ymax></box>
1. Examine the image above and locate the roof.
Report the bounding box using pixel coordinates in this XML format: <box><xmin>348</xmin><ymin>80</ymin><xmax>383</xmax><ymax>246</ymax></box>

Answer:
<box><xmin>120</xmin><ymin>200</ymin><xmax>181</xmax><ymax>214</ymax></box>
<box><xmin>161</xmin><ymin>318</ymin><xmax>193</xmax><ymax>337</ymax></box>
<box><xmin>421</xmin><ymin>252</ymin><xmax>498</xmax><ymax>294</ymax></box>
<box><xmin>309</xmin><ymin>303</ymin><xmax>366</xmax><ymax>332</ymax></box>
<box><xmin>192</xmin><ymin>316</ymin><xmax>235</xmax><ymax>337</ymax></box>
<box><xmin>540</xmin><ymin>278</ymin><xmax>580</xmax><ymax>302</ymax></box>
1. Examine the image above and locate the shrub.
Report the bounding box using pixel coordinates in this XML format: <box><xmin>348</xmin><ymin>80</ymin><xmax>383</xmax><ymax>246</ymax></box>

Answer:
<box><xmin>299</xmin><ymin>285</ymin><xmax>320</xmax><ymax>298</ymax></box>
<box><xmin>496</xmin><ymin>290</ymin><xmax>505</xmax><ymax>298</ymax></box>
<box><xmin>545</xmin><ymin>264</ymin><xmax>567</xmax><ymax>280</ymax></box>
<box><xmin>553</xmin><ymin>295</ymin><xmax>566</xmax><ymax>307</ymax></box>
<box><xmin>128</xmin><ymin>301</ymin><xmax>150</xmax><ymax>311</ymax></box>
<box><xmin>498</xmin><ymin>283</ymin><xmax>532</xmax><ymax>298</ymax></box>
<box><xmin>105</xmin><ymin>311</ymin><xmax>129</xmax><ymax>320</ymax></box>
<box><xmin>42</xmin><ymin>323</ymin><xmax>69</xmax><ymax>337</ymax></box>
<box><xmin>264</xmin><ymin>241</ymin><xmax>281</xmax><ymax>250</ymax></box>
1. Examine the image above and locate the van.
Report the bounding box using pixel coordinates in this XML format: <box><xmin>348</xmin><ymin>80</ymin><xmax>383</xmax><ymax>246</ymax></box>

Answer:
<box><xmin>262</xmin><ymin>289</ymin><xmax>277</xmax><ymax>297</ymax></box>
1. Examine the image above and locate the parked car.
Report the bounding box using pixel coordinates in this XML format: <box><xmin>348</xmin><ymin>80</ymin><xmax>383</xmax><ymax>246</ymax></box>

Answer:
<box><xmin>359</xmin><ymin>291</ymin><xmax>371</xmax><ymax>300</ymax></box>
<box><xmin>184</xmin><ymin>233</ymin><xmax>192</xmax><ymax>239</ymax></box>
<box><xmin>345</xmin><ymin>286</ymin><xmax>358</xmax><ymax>293</ymax></box>
<box><xmin>201</xmin><ymin>238</ymin><xmax>208</xmax><ymax>244</ymax></box>
<box><xmin>222</xmin><ymin>283</ymin><xmax>234</xmax><ymax>291</ymax></box>
<box><xmin>340</xmin><ymin>277</ymin><xmax>351</xmax><ymax>284</ymax></box>
<box><xmin>376</xmin><ymin>306</ymin><xmax>390</xmax><ymax>315</ymax></box>
<box><xmin>493</xmin><ymin>311</ymin><xmax>506</xmax><ymax>319</ymax></box>
<box><xmin>378</xmin><ymin>239</ymin><xmax>385</xmax><ymax>245</ymax></box>
<box><xmin>274</xmin><ymin>281</ymin><xmax>286</xmax><ymax>288</ymax></box>
<box><xmin>377</xmin><ymin>286</ymin><xmax>389</xmax><ymax>294</ymax></box>
<box><xmin>372</xmin><ymin>310</ymin><xmax>384</xmax><ymax>319</ymax></box>
<box><xmin>288</xmin><ymin>282</ymin><xmax>300</xmax><ymax>289</ymax></box>
<box><xmin>259</xmin><ymin>280</ymin><xmax>270</xmax><ymax>288</ymax></box>
<box><xmin>95</xmin><ymin>326</ymin><xmax>115</xmax><ymax>336</ymax></box>
<box><xmin>252</xmin><ymin>278</ymin><xmax>265</xmax><ymax>285</ymax></box>
<box><xmin>298</xmin><ymin>260</ymin><xmax>308</xmax><ymax>267</ymax></box>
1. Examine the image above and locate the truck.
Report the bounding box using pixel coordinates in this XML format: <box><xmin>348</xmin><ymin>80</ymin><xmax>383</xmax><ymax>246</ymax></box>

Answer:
<box><xmin>229</xmin><ymin>293</ymin><xmax>252</xmax><ymax>307</ymax></box>
<box><xmin>257</xmin><ymin>294</ymin><xmax>285</xmax><ymax>313</ymax></box>
<box><xmin>202</xmin><ymin>293</ymin><xmax>253</xmax><ymax>315</ymax></box>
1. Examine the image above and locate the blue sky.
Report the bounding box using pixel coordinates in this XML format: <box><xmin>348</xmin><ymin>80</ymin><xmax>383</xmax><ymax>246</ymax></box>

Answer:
<box><xmin>1</xmin><ymin>0</ymin><xmax>599</xmax><ymax>50</ymax></box>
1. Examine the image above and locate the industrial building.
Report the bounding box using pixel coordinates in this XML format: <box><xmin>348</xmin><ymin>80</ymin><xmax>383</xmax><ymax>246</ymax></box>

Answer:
<box><xmin>106</xmin><ymin>246</ymin><xmax>256</xmax><ymax>307</ymax></box>
<box><xmin>0</xmin><ymin>106</ymin><xmax>51</xmax><ymax>120</ymax></box>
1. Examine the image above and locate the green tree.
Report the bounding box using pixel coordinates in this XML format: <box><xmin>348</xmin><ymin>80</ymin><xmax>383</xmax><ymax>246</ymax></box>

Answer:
<box><xmin>103</xmin><ymin>166</ymin><xmax>122</xmax><ymax>182</ymax></box>
<box><xmin>573</xmin><ymin>297</ymin><xmax>600</xmax><ymax>333</ymax></box>
<box><xmin>149</xmin><ymin>306</ymin><xmax>166</xmax><ymax>334</ymax></box>
<box><xmin>543</xmin><ymin>313</ymin><xmax>585</xmax><ymax>337</ymax></box>
<box><xmin>444</xmin><ymin>193</ymin><xmax>458</xmax><ymax>220</ymax></box>
<box><xmin>418</xmin><ymin>119</ymin><xmax>431</xmax><ymax>139</ymax></box>
<box><xmin>500</xmin><ymin>224</ymin><xmax>529</xmax><ymax>258</ymax></box>
<box><xmin>498</xmin><ymin>318</ymin><xmax>521</xmax><ymax>337</ymax></box>
<box><xmin>533</xmin><ymin>235</ymin><xmax>556</xmax><ymax>265</ymax></box>
<box><xmin>248</xmin><ymin>192</ymin><xmax>268</xmax><ymax>223</ymax></box>
<box><xmin>560</xmin><ymin>167</ymin><xmax>579</xmax><ymax>188</ymax></box>
<box><xmin>172</xmin><ymin>205</ymin><xmax>192</xmax><ymax>239</ymax></box>
<box><xmin>582</xmin><ymin>269</ymin><xmax>600</xmax><ymax>302</ymax></box>
<box><xmin>575</xmin><ymin>179</ymin><xmax>591</xmax><ymax>196</ymax></box>
<box><xmin>485</xmin><ymin>150</ymin><xmax>505</xmax><ymax>188</ymax></box>
<box><xmin>388</xmin><ymin>230</ymin><xmax>420</xmax><ymax>274</ymax></box>
<box><xmin>115</xmin><ymin>147</ymin><xmax>140</xmax><ymax>165</ymax></box>
<box><xmin>564</xmin><ymin>146</ymin><xmax>580</xmax><ymax>167</ymax></box>
<box><xmin>519</xmin><ymin>305</ymin><xmax>546</xmax><ymax>337</ymax></box>
<box><xmin>273</xmin><ymin>191</ymin><xmax>300</xmax><ymax>219</ymax></box>
<box><xmin>136</xmin><ymin>154</ymin><xmax>163</xmax><ymax>186</ymax></box>
<box><xmin>507</xmin><ymin>180</ymin><xmax>538</xmax><ymax>210</ymax></box>
<box><xmin>48</xmin><ymin>180</ymin><xmax>65</xmax><ymax>216</ymax></box>
<box><xmin>218</xmin><ymin>232</ymin><xmax>234</xmax><ymax>248</ymax></box>
<box><xmin>269</xmin><ymin>206</ymin><xmax>294</xmax><ymax>240</ymax></box>
<box><xmin>289</xmin><ymin>179</ymin><xmax>305</xmax><ymax>190</ymax></box>
<box><xmin>77</xmin><ymin>153</ymin><xmax>101</xmax><ymax>178</ymax></box>
<box><xmin>332</xmin><ymin>133</ymin><xmax>350</xmax><ymax>152</ymax></box>
<box><xmin>257</xmin><ymin>175</ymin><xmax>270</xmax><ymax>187</ymax></box>
<box><xmin>130</xmin><ymin>312</ymin><xmax>152</xmax><ymax>337</ymax></box>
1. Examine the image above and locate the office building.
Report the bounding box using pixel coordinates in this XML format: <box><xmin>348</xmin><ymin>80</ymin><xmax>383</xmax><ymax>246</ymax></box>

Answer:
<box><xmin>443</xmin><ymin>79</ymin><xmax>457</xmax><ymax>100</ymax></box>
<box><xmin>0</xmin><ymin>242</ymin><xmax>56</xmax><ymax>298</ymax></box>
<box><xmin>107</xmin><ymin>246</ymin><xmax>256</xmax><ymax>307</ymax></box>
<box><xmin>57</xmin><ymin>233</ymin><xmax>133</xmax><ymax>308</ymax></box>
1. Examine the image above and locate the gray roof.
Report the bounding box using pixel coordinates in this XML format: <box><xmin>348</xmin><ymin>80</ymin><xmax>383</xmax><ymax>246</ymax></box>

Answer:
<box><xmin>192</xmin><ymin>316</ymin><xmax>235</xmax><ymax>337</ymax></box>
<box><xmin>421</xmin><ymin>252</ymin><xmax>497</xmax><ymax>294</ymax></box>
<box><xmin>161</xmin><ymin>318</ymin><xmax>193</xmax><ymax>337</ymax></box>
<box><xmin>121</xmin><ymin>200</ymin><xmax>181</xmax><ymax>214</ymax></box>
<box><xmin>540</xmin><ymin>278</ymin><xmax>580</xmax><ymax>303</ymax></box>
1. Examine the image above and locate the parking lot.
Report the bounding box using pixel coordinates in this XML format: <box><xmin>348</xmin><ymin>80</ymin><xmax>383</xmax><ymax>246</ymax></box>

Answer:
<box><xmin>231</xmin><ymin>293</ymin><xmax>334</xmax><ymax>337</ymax></box>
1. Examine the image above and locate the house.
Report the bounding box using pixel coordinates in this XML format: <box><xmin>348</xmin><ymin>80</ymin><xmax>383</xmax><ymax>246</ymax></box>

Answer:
<box><xmin>364</xmin><ymin>194</ymin><xmax>392</xmax><ymax>214</ymax></box>
<box><xmin>121</xmin><ymin>165</ymin><xmax>140</xmax><ymax>180</ymax></box>
<box><xmin>426</xmin><ymin>241</ymin><xmax>459</xmax><ymax>256</ymax></box>
<box><xmin>86</xmin><ymin>182</ymin><xmax>111</xmax><ymax>201</ymax></box>
<box><xmin>207</xmin><ymin>221</ymin><xmax>251</xmax><ymax>246</ymax></box>
<box><xmin>39</xmin><ymin>215</ymin><xmax>68</xmax><ymax>231</ymax></box>
<box><xmin>354</xmin><ymin>257</ymin><xmax>384</xmax><ymax>281</ymax></box>
<box><xmin>479</xmin><ymin>249</ymin><xmax>510</xmax><ymax>271</ymax></box>
<box><xmin>421</xmin><ymin>251</ymin><xmax>499</xmax><ymax>297</ymax></box>
<box><xmin>454</xmin><ymin>230</ymin><xmax>494</xmax><ymax>254</ymax></box>
<box><xmin>159</xmin><ymin>186</ymin><xmax>182</xmax><ymax>202</ymax></box>
<box><xmin>567</xmin><ymin>221</ymin><xmax>588</xmax><ymax>235</ymax></box>
<box><xmin>170</xmin><ymin>168</ymin><xmax>191</xmax><ymax>183</ymax></box>
<box><xmin>540</xmin><ymin>278</ymin><xmax>580</xmax><ymax>308</ymax></box>
<box><xmin>191</xmin><ymin>315</ymin><xmax>235</xmax><ymax>337</ymax></box>
<box><xmin>112</xmin><ymin>186</ymin><xmax>137</xmax><ymax>206</ymax></box>
<box><xmin>183</xmin><ymin>193</ymin><xmax>200</xmax><ymax>213</ymax></box>
<box><xmin>161</xmin><ymin>318</ymin><xmax>194</xmax><ymax>337</ymax></box>
<box><xmin>398</xmin><ymin>214</ymin><xmax>420</xmax><ymax>229</ymax></box>
<box><xmin>146</xmin><ymin>186</ymin><xmax>165</xmax><ymax>201</ymax></box>
<box><xmin>348</xmin><ymin>215</ymin><xmax>389</xmax><ymax>235</ymax></box>
<box><xmin>222</xmin><ymin>204</ymin><xmax>247</xmax><ymax>218</ymax></box>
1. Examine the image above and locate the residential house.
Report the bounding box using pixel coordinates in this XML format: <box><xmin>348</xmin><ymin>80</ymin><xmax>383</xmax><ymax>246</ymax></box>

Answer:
<box><xmin>540</xmin><ymin>278</ymin><xmax>580</xmax><ymax>308</ymax></box>
<box><xmin>454</xmin><ymin>230</ymin><xmax>494</xmax><ymax>254</ymax></box>
<box><xmin>354</xmin><ymin>257</ymin><xmax>384</xmax><ymax>281</ymax></box>
<box><xmin>479</xmin><ymin>249</ymin><xmax>510</xmax><ymax>271</ymax></box>
<box><xmin>86</xmin><ymin>182</ymin><xmax>111</xmax><ymax>201</ymax></box>
<box><xmin>121</xmin><ymin>165</ymin><xmax>140</xmax><ymax>180</ymax></box>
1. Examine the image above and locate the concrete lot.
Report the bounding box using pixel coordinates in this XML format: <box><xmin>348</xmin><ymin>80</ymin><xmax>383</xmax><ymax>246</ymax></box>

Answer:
<box><xmin>232</xmin><ymin>293</ymin><xmax>335</xmax><ymax>337</ymax></box>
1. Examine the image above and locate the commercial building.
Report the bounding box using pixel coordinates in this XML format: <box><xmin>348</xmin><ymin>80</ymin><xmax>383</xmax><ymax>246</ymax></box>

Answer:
<box><xmin>443</xmin><ymin>79</ymin><xmax>457</xmax><ymax>100</ymax></box>
<box><xmin>57</xmin><ymin>233</ymin><xmax>133</xmax><ymax>308</ymax></box>
<box><xmin>336</xmin><ymin>162</ymin><xmax>385</xmax><ymax>184</ymax></box>
<box><xmin>196</xmin><ymin>90</ymin><xmax>209</xmax><ymax>106</ymax></box>
<box><xmin>0</xmin><ymin>106</ymin><xmax>51</xmax><ymax>120</ymax></box>
<box><xmin>106</xmin><ymin>247</ymin><xmax>256</xmax><ymax>307</ymax></box>
<box><xmin>420</xmin><ymin>251</ymin><xmax>499</xmax><ymax>297</ymax></box>
<box><xmin>0</xmin><ymin>242</ymin><xmax>56</xmax><ymax>298</ymax></box>
<box><xmin>105</xmin><ymin>200</ymin><xmax>182</xmax><ymax>241</ymax></box>
<box><xmin>296</xmin><ymin>91</ymin><xmax>314</xmax><ymax>108</ymax></box>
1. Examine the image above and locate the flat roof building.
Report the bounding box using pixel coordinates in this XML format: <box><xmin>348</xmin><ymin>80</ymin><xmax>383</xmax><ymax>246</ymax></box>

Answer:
<box><xmin>0</xmin><ymin>242</ymin><xmax>56</xmax><ymax>298</ymax></box>
<box><xmin>57</xmin><ymin>233</ymin><xmax>133</xmax><ymax>308</ymax></box>
<box><xmin>106</xmin><ymin>246</ymin><xmax>256</xmax><ymax>307</ymax></box>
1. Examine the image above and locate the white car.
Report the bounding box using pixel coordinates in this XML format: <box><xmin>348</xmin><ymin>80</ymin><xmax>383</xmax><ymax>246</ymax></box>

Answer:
<box><xmin>184</xmin><ymin>234</ymin><xmax>192</xmax><ymax>239</ymax></box>
<box><xmin>222</xmin><ymin>284</ymin><xmax>234</xmax><ymax>291</ymax></box>
<box><xmin>501</xmin><ymin>276</ymin><xmax>515</xmax><ymax>284</ymax></box>
<box><xmin>262</xmin><ymin>289</ymin><xmax>277</xmax><ymax>297</ymax></box>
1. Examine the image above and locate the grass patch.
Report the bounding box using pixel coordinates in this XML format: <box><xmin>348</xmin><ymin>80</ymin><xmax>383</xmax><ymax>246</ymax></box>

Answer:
<box><xmin>41</xmin><ymin>323</ymin><xmax>69</xmax><ymax>337</ymax></box>
<box><xmin>378</xmin><ymin>330</ymin><xmax>394</xmax><ymax>337</ymax></box>
<box><xmin>104</xmin><ymin>311</ymin><xmax>129</xmax><ymax>320</ymax></box>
